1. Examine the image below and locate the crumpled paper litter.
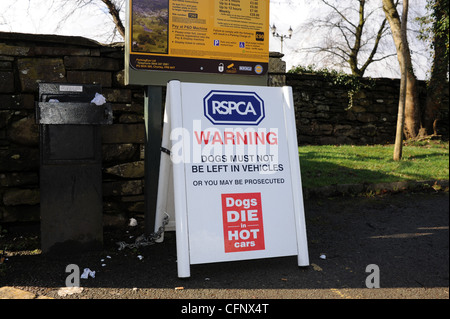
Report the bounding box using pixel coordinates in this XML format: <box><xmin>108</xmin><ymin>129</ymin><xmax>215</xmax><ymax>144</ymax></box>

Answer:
<box><xmin>80</xmin><ymin>268</ymin><xmax>96</xmax><ymax>279</ymax></box>
<box><xmin>90</xmin><ymin>93</ymin><xmax>106</xmax><ymax>106</ymax></box>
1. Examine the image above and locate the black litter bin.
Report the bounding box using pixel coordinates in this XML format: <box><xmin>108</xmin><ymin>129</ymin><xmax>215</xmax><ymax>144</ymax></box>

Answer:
<box><xmin>36</xmin><ymin>83</ymin><xmax>113</xmax><ymax>254</ymax></box>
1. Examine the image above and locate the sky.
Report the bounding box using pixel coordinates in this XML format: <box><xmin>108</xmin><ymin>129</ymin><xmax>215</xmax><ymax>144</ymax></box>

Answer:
<box><xmin>0</xmin><ymin>0</ymin><xmax>431</xmax><ymax>79</ymax></box>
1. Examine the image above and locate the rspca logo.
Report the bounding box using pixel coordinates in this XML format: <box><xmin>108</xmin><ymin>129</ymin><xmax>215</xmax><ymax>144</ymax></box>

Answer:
<box><xmin>203</xmin><ymin>91</ymin><xmax>265</xmax><ymax>125</ymax></box>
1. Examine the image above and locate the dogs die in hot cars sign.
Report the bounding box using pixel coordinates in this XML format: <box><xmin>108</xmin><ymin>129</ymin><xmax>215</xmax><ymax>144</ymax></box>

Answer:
<box><xmin>155</xmin><ymin>81</ymin><xmax>309</xmax><ymax>278</ymax></box>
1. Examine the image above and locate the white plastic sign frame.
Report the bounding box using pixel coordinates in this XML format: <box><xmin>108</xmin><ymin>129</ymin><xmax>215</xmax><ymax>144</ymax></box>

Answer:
<box><xmin>155</xmin><ymin>80</ymin><xmax>309</xmax><ymax>278</ymax></box>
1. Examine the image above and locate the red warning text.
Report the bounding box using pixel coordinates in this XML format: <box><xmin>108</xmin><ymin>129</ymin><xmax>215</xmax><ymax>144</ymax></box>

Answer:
<box><xmin>222</xmin><ymin>193</ymin><xmax>265</xmax><ymax>253</ymax></box>
<box><xmin>194</xmin><ymin>130</ymin><xmax>278</xmax><ymax>145</ymax></box>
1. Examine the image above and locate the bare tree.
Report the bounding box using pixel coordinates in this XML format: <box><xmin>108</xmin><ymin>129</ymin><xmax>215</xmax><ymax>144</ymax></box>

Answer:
<box><xmin>0</xmin><ymin>0</ymin><xmax>126</xmax><ymax>42</ymax></box>
<box><xmin>101</xmin><ymin>0</ymin><xmax>125</xmax><ymax>38</ymax></box>
<box><xmin>55</xmin><ymin>0</ymin><xmax>125</xmax><ymax>41</ymax></box>
<box><xmin>299</xmin><ymin>0</ymin><xmax>396</xmax><ymax>77</ymax></box>
<box><xmin>383</xmin><ymin>0</ymin><xmax>422</xmax><ymax>139</ymax></box>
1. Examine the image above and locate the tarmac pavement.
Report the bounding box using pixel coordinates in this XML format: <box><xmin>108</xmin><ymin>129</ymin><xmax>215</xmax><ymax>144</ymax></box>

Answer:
<box><xmin>0</xmin><ymin>190</ymin><xmax>448</xmax><ymax>304</ymax></box>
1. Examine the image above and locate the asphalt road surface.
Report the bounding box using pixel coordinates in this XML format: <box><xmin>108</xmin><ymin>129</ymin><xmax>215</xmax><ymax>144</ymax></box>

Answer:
<box><xmin>1</xmin><ymin>191</ymin><xmax>448</xmax><ymax>306</ymax></box>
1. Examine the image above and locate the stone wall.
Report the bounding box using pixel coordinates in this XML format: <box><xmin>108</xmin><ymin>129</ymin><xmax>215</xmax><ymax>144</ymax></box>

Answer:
<box><xmin>1</xmin><ymin>32</ymin><xmax>145</xmax><ymax>224</ymax></box>
<box><xmin>0</xmin><ymin>32</ymin><xmax>448</xmax><ymax>224</ymax></box>
<box><xmin>0</xmin><ymin>32</ymin><xmax>288</xmax><ymax>224</ymax></box>
<box><xmin>287</xmin><ymin>73</ymin><xmax>449</xmax><ymax>145</ymax></box>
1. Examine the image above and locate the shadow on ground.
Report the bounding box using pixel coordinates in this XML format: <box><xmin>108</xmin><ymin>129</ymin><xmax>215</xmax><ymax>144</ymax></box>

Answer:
<box><xmin>1</xmin><ymin>192</ymin><xmax>448</xmax><ymax>294</ymax></box>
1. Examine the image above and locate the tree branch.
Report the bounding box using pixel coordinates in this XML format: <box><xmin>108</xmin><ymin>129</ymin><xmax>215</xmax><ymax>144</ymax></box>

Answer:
<box><xmin>359</xmin><ymin>16</ymin><xmax>389</xmax><ymax>75</ymax></box>
<box><xmin>101</xmin><ymin>0</ymin><xmax>125</xmax><ymax>38</ymax></box>
<box><xmin>321</xmin><ymin>0</ymin><xmax>357</xmax><ymax>29</ymax></box>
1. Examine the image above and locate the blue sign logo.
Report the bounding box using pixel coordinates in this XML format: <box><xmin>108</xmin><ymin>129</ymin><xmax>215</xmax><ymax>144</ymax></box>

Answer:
<box><xmin>203</xmin><ymin>91</ymin><xmax>265</xmax><ymax>125</ymax></box>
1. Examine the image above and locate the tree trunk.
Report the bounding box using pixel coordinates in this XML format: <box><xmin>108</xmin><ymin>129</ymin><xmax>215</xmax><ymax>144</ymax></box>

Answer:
<box><xmin>382</xmin><ymin>0</ymin><xmax>421</xmax><ymax>139</ymax></box>
<box><xmin>393</xmin><ymin>0</ymin><xmax>409</xmax><ymax>161</ymax></box>
<box><xmin>423</xmin><ymin>0</ymin><xmax>449</xmax><ymax>136</ymax></box>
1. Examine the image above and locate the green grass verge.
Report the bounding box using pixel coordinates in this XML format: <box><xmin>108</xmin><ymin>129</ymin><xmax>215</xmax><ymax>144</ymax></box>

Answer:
<box><xmin>298</xmin><ymin>140</ymin><xmax>449</xmax><ymax>189</ymax></box>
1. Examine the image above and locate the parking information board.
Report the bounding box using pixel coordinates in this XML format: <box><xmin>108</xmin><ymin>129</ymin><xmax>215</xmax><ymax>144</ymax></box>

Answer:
<box><xmin>125</xmin><ymin>0</ymin><xmax>269</xmax><ymax>85</ymax></box>
<box><xmin>155</xmin><ymin>81</ymin><xmax>309</xmax><ymax>278</ymax></box>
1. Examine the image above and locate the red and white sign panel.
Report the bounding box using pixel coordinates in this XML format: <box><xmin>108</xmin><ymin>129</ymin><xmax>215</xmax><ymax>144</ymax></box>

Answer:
<box><xmin>222</xmin><ymin>192</ymin><xmax>265</xmax><ymax>253</ymax></box>
<box><xmin>155</xmin><ymin>81</ymin><xmax>309</xmax><ymax>277</ymax></box>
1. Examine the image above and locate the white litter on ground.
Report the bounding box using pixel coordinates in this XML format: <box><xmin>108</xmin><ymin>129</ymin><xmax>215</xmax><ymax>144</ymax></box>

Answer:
<box><xmin>80</xmin><ymin>268</ymin><xmax>96</xmax><ymax>279</ymax></box>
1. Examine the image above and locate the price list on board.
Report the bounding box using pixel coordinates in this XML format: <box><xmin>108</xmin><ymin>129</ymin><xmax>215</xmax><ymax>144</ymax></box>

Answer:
<box><xmin>215</xmin><ymin>0</ymin><xmax>266</xmax><ymax>31</ymax></box>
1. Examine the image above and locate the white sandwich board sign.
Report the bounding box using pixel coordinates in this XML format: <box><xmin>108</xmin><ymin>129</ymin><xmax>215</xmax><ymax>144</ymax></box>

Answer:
<box><xmin>155</xmin><ymin>80</ymin><xmax>309</xmax><ymax>278</ymax></box>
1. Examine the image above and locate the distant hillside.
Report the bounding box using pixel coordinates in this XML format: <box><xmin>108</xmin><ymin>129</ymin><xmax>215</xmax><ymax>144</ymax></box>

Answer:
<box><xmin>132</xmin><ymin>0</ymin><xmax>169</xmax><ymax>54</ymax></box>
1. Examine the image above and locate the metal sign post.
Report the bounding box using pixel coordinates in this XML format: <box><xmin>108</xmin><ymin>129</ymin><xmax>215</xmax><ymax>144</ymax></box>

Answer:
<box><xmin>143</xmin><ymin>86</ymin><xmax>163</xmax><ymax>235</ymax></box>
